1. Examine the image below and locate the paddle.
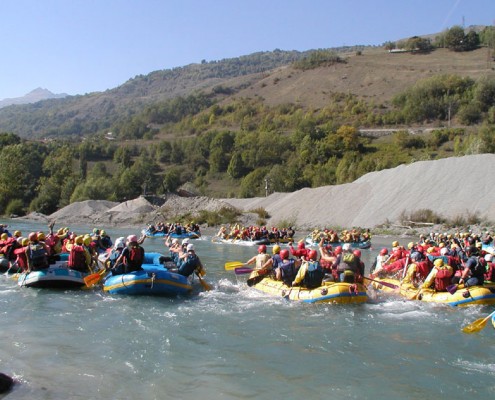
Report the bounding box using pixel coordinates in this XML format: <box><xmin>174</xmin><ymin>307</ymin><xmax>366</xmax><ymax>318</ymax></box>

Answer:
<box><xmin>363</xmin><ymin>276</ymin><xmax>400</xmax><ymax>290</ymax></box>
<box><xmin>3</xmin><ymin>261</ymin><xmax>17</xmax><ymax>276</ymax></box>
<box><xmin>462</xmin><ymin>310</ymin><xmax>495</xmax><ymax>334</ymax></box>
<box><xmin>84</xmin><ymin>269</ymin><xmax>107</xmax><ymax>287</ymax></box>
<box><xmin>196</xmin><ymin>272</ymin><xmax>212</xmax><ymax>291</ymax></box>
<box><xmin>224</xmin><ymin>261</ymin><xmax>245</xmax><ymax>270</ymax></box>
<box><xmin>234</xmin><ymin>267</ymin><xmax>254</xmax><ymax>275</ymax></box>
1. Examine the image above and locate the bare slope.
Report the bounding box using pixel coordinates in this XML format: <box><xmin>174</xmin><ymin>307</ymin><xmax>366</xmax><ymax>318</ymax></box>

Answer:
<box><xmin>223</xmin><ymin>154</ymin><xmax>495</xmax><ymax>229</ymax></box>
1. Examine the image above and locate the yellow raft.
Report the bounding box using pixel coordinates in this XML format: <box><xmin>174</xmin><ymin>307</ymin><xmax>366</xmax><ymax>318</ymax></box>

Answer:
<box><xmin>252</xmin><ymin>277</ymin><xmax>368</xmax><ymax>304</ymax></box>
<box><xmin>370</xmin><ymin>278</ymin><xmax>495</xmax><ymax>307</ymax></box>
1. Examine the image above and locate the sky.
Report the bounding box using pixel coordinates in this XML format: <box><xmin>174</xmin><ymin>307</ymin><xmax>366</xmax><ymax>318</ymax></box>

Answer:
<box><xmin>0</xmin><ymin>0</ymin><xmax>494</xmax><ymax>100</ymax></box>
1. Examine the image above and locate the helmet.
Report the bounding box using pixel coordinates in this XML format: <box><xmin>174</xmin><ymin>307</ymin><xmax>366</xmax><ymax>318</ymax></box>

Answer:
<box><xmin>380</xmin><ymin>248</ymin><xmax>388</xmax><ymax>256</ymax></box>
<box><xmin>393</xmin><ymin>249</ymin><xmax>402</xmax><ymax>258</ymax></box>
<box><xmin>308</xmin><ymin>250</ymin><xmax>318</xmax><ymax>260</ymax></box>
<box><xmin>14</xmin><ymin>230</ymin><xmax>21</xmax><ymax>237</ymax></box>
<box><xmin>342</xmin><ymin>243</ymin><xmax>351</xmax><ymax>251</ymax></box>
<box><xmin>434</xmin><ymin>258</ymin><xmax>444</xmax><ymax>267</ymax></box>
<box><xmin>485</xmin><ymin>254</ymin><xmax>493</xmax><ymax>262</ymax></box>
<box><xmin>417</xmin><ymin>245</ymin><xmax>424</xmax><ymax>253</ymax></box>
<box><xmin>427</xmin><ymin>247</ymin><xmax>434</xmax><ymax>254</ymax></box>
<box><xmin>407</xmin><ymin>242</ymin><xmax>414</xmax><ymax>250</ymax></box>
<box><xmin>83</xmin><ymin>235</ymin><xmax>92</xmax><ymax>246</ymax></box>
<box><xmin>465</xmin><ymin>246</ymin><xmax>476</xmax><ymax>254</ymax></box>
<box><xmin>297</xmin><ymin>241</ymin><xmax>305</xmax><ymax>250</ymax></box>
<box><xmin>182</xmin><ymin>238</ymin><xmax>190</xmax><ymax>245</ymax></box>
<box><xmin>325</xmin><ymin>244</ymin><xmax>333</xmax><ymax>251</ymax></box>
<box><xmin>186</xmin><ymin>243</ymin><xmax>194</xmax><ymax>251</ymax></box>
<box><xmin>114</xmin><ymin>237</ymin><xmax>125</xmax><ymax>249</ymax></box>
<box><xmin>353</xmin><ymin>249</ymin><xmax>361</xmax><ymax>258</ymax></box>
<box><xmin>0</xmin><ymin>233</ymin><xmax>7</xmax><ymax>240</ymax></box>
<box><xmin>440</xmin><ymin>247</ymin><xmax>448</xmax><ymax>256</ymax></box>
<box><xmin>392</xmin><ymin>241</ymin><xmax>399</xmax><ymax>247</ymax></box>
<box><xmin>258</xmin><ymin>244</ymin><xmax>267</xmax><ymax>253</ymax></box>
<box><xmin>75</xmin><ymin>236</ymin><xmax>84</xmax><ymax>245</ymax></box>
<box><xmin>21</xmin><ymin>238</ymin><xmax>29</xmax><ymax>246</ymax></box>
<box><xmin>28</xmin><ymin>232</ymin><xmax>38</xmax><ymax>242</ymax></box>
<box><xmin>439</xmin><ymin>242</ymin><xmax>445</xmax><ymax>248</ymax></box>
<box><xmin>100</xmin><ymin>230</ymin><xmax>106</xmax><ymax>235</ymax></box>
<box><xmin>410</xmin><ymin>251</ymin><xmax>420</xmax><ymax>261</ymax></box>
<box><xmin>272</xmin><ymin>245</ymin><xmax>281</xmax><ymax>254</ymax></box>
<box><xmin>334</xmin><ymin>246</ymin><xmax>342</xmax><ymax>255</ymax></box>
<box><xmin>280</xmin><ymin>249</ymin><xmax>289</xmax><ymax>260</ymax></box>
<box><xmin>172</xmin><ymin>238</ymin><xmax>179</xmax><ymax>244</ymax></box>
<box><xmin>37</xmin><ymin>232</ymin><xmax>46</xmax><ymax>241</ymax></box>
<box><xmin>127</xmin><ymin>235</ymin><xmax>138</xmax><ymax>243</ymax></box>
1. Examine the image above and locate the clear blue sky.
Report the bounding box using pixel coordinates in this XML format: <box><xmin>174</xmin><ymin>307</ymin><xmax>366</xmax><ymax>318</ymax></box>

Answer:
<box><xmin>0</xmin><ymin>0</ymin><xmax>494</xmax><ymax>100</ymax></box>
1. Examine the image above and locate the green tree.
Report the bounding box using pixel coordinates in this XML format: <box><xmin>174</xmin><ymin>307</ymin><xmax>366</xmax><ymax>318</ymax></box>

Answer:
<box><xmin>445</xmin><ymin>26</ymin><xmax>466</xmax><ymax>51</ymax></box>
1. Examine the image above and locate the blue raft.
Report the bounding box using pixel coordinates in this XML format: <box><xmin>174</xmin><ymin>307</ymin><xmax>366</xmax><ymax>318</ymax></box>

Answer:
<box><xmin>141</xmin><ymin>229</ymin><xmax>201</xmax><ymax>239</ymax></box>
<box><xmin>102</xmin><ymin>252</ymin><xmax>193</xmax><ymax>296</ymax></box>
<box><xmin>17</xmin><ymin>262</ymin><xmax>86</xmax><ymax>289</ymax></box>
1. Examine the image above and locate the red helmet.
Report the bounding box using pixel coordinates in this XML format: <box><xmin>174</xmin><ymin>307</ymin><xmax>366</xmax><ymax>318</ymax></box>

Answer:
<box><xmin>297</xmin><ymin>241</ymin><xmax>305</xmax><ymax>250</ymax></box>
<box><xmin>334</xmin><ymin>246</ymin><xmax>342</xmax><ymax>255</ymax></box>
<box><xmin>325</xmin><ymin>244</ymin><xmax>333</xmax><ymax>251</ymax></box>
<box><xmin>28</xmin><ymin>232</ymin><xmax>38</xmax><ymax>242</ymax></box>
<box><xmin>393</xmin><ymin>249</ymin><xmax>402</xmax><ymax>259</ymax></box>
<box><xmin>258</xmin><ymin>244</ymin><xmax>267</xmax><ymax>253</ymax></box>
<box><xmin>308</xmin><ymin>250</ymin><xmax>318</xmax><ymax>260</ymax></box>
<box><xmin>380</xmin><ymin>248</ymin><xmax>388</xmax><ymax>255</ymax></box>
<box><xmin>280</xmin><ymin>249</ymin><xmax>289</xmax><ymax>260</ymax></box>
<box><xmin>127</xmin><ymin>235</ymin><xmax>138</xmax><ymax>243</ymax></box>
<box><xmin>353</xmin><ymin>249</ymin><xmax>361</xmax><ymax>258</ymax></box>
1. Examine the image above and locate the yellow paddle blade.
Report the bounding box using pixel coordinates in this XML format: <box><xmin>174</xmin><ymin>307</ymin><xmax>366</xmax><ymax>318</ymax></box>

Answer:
<box><xmin>84</xmin><ymin>272</ymin><xmax>104</xmax><ymax>287</ymax></box>
<box><xmin>197</xmin><ymin>274</ymin><xmax>213</xmax><ymax>291</ymax></box>
<box><xmin>462</xmin><ymin>317</ymin><xmax>490</xmax><ymax>334</ymax></box>
<box><xmin>224</xmin><ymin>261</ymin><xmax>245</xmax><ymax>270</ymax></box>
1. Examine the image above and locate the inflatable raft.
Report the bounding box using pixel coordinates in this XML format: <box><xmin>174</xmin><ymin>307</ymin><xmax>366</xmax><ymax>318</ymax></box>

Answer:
<box><xmin>142</xmin><ymin>229</ymin><xmax>200</xmax><ymax>239</ymax></box>
<box><xmin>251</xmin><ymin>277</ymin><xmax>368</xmax><ymax>304</ymax></box>
<box><xmin>102</xmin><ymin>252</ymin><xmax>193</xmax><ymax>296</ymax></box>
<box><xmin>17</xmin><ymin>262</ymin><xmax>86</xmax><ymax>289</ymax></box>
<box><xmin>304</xmin><ymin>237</ymin><xmax>371</xmax><ymax>249</ymax></box>
<box><xmin>369</xmin><ymin>278</ymin><xmax>495</xmax><ymax>307</ymax></box>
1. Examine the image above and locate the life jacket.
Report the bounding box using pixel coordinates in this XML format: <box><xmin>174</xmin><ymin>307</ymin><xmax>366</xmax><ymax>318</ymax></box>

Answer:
<box><xmin>178</xmin><ymin>252</ymin><xmax>199</xmax><ymax>277</ymax></box>
<box><xmin>1</xmin><ymin>237</ymin><xmax>18</xmax><ymax>261</ymax></box>
<box><xmin>28</xmin><ymin>243</ymin><xmax>48</xmax><ymax>270</ymax></box>
<box><xmin>414</xmin><ymin>261</ymin><xmax>431</xmax><ymax>280</ymax></box>
<box><xmin>485</xmin><ymin>262</ymin><xmax>495</xmax><ymax>282</ymax></box>
<box><xmin>126</xmin><ymin>244</ymin><xmax>144</xmax><ymax>271</ymax></box>
<box><xmin>255</xmin><ymin>253</ymin><xmax>270</xmax><ymax>269</ymax></box>
<box><xmin>68</xmin><ymin>245</ymin><xmax>87</xmax><ymax>271</ymax></box>
<box><xmin>302</xmin><ymin>261</ymin><xmax>324</xmax><ymax>289</ymax></box>
<box><xmin>279</xmin><ymin>259</ymin><xmax>296</xmax><ymax>286</ymax></box>
<box><xmin>271</xmin><ymin>254</ymin><xmax>282</xmax><ymax>270</ymax></box>
<box><xmin>14</xmin><ymin>246</ymin><xmax>28</xmax><ymax>271</ymax></box>
<box><xmin>434</xmin><ymin>267</ymin><xmax>453</xmax><ymax>291</ymax></box>
<box><xmin>338</xmin><ymin>253</ymin><xmax>358</xmax><ymax>273</ymax></box>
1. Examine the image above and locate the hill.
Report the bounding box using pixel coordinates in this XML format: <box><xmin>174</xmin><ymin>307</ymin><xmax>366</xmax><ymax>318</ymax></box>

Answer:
<box><xmin>0</xmin><ymin>88</ymin><xmax>67</xmax><ymax>109</ymax></box>
<box><xmin>0</xmin><ymin>44</ymin><xmax>493</xmax><ymax>139</ymax></box>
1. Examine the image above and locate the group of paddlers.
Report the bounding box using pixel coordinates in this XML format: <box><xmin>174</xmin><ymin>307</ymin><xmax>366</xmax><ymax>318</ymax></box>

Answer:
<box><xmin>370</xmin><ymin>232</ymin><xmax>495</xmax><ymax>292</ymax></box>
<box><xmin>146</xmin><ymin>221</ymin><xmax>200</xmax><ymax>236</ymax></box>
<box><xmin>245</xmin><ymin>238</ymin><xmax>365</xmax><ymax>292</ymax></box>
<box><xmin>0</xmin><ymin>223</ymin><xmax>114</xmax><ymax>274</ymax></box>
<box><xmin>216</xmin><ymin>224</ymin><xmax>295</xmax><ymax>242</ymax></box>
<box><xmin>308</xmin><ymin>228</ymin><xmax>371</xmax><ymax>243</ymax></box>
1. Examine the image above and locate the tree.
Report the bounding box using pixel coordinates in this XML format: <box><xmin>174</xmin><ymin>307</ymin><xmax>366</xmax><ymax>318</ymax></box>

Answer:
<box><xmin>445</xmin><ymin>26</ymin><xmax>466</xmax><ymax>51</ymax></box>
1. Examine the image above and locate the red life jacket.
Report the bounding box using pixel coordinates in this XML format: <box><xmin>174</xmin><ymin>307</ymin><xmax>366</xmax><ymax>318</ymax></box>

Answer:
<box><xmin>126</xmin><ymin>244</ymin><xmax>144</xmax><ymax>270</ymax></box>
<box><xmin>415</xmin><ymin>261</ymin><xmax>431</xmax><ymax>280</ymax></box>
<box><xmin>68</xmin><ymin>245</ymin><xmax>87</xmax><ymax>270</ymax></box>
<box><xmin>485</xmin><ymin>262</ymin><xmax>495</xmax><ymax>282</ymax></box>
<box><xmin>14</xmin><ymin>246</ymin><xmax>28</xmax><ymax>271</ymax></box>
<box><xmin>434</xmin><ymin>267</ymin><xmax>453</xmax><ymax>292</ymax></box>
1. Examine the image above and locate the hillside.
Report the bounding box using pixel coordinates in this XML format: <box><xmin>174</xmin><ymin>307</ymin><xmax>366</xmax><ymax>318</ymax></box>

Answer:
<box><xmin>0</xmin><ymin>88</ymin><xmax>68</xmax><ymax>109</ymax></box>
<box><xmin>0</xmin><ymin>44</ymin><xmax>493</xmax><ymax>139</ymax></box>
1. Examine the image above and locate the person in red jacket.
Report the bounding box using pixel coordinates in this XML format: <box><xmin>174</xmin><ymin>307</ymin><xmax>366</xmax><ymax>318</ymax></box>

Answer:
<box><xmin>289</xmin><ymin>240</ymin><xmax>310</xmax><ymax>259</ymax></box>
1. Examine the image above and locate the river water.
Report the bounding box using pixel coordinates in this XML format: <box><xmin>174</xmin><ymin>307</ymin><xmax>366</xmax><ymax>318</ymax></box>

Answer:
<box><xmin>1</xmin><ymin>219</ymin><xmax>494</xmax><ymax>399</ymax></box>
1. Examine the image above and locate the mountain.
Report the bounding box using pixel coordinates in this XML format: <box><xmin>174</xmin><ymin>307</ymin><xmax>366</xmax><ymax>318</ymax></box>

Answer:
<box><xmin>0</xmin><ymin>88</ymin><xmax>68</xmax><ymax>109</ymax></box>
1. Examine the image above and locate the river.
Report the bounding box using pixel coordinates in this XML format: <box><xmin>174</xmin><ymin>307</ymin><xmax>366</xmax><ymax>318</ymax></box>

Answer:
<box><xmin>0</xmin><ymin>219</ymin><xmax>494</xmax><ymax>399</ymax></box>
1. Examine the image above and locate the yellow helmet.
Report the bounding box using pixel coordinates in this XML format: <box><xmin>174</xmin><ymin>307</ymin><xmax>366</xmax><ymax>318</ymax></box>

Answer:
<box><xmin>407</xmin><ymin>242</ymin><xmax>414</xmax><ymax>250</ymax></box>
<box><xmin>392</xmin><ymin>241</ymin><xmax>399</xmax><ymax>247</ymax></box>
<box><xmin>272</xmin><ymin>245</ymin><xmax>281</xmax><ymax>254</ymax></box>
<box><xmin>21</xmin><ymin>238</ymin><xmax>29</xmax><ymax>246</ymax></box>
<box><xmin>0</xmin><ymin>233</ymin><xmax>7</xmax><ymax>240</ymax></box>
<box><xmin>83</xmin><ymin>235</ymin><xmax>92</xmax><ymax>246</ymax></box>
<box><xmin>75</xmin><ymin>235</ymin><xmax>84</xmax><ymax>245</ymax></box>
<box><xmin>37</xmin><ymin>232</ymin><xmax>46</xmax><ymax>241</ymax></box>
<box><xmin>434</xmin><ymin>258</ymin><xmax>444</xmax><ymax>267</ymax></box>
<box><xmin>14</xmin><ymin>230</ymin><xmax>21</xmax><ymax>237</ymax></box>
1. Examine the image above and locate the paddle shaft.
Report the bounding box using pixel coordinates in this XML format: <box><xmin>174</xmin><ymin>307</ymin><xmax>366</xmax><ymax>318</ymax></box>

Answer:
<box><xmin>363</xmin><ymin>276</ymin><xmax>400</xmax><ymax>290</ymax></box>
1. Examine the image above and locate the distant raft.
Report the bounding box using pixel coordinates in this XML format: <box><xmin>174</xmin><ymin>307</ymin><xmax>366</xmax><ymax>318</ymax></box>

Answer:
<box><xmin>102</xmin><ymin>252</ymin><xmax>193</xmax><ymax>296</ymax></box>
<box><xmin>304</xmin><ymin>237</ymin><xmax>372</xmax><ymax>249</ymax></box>
<box><xmin>369</xmin><ymin>278</ymin><xmax>495</xmax><ymax>307</ymax></box>
<box><xmin>141</xmin><ymin>229</ymin><xmax>200</xmax><ymax>239</ymax></box>
<box><xmin>251</xmin><ymin>276</ymin><xmax>368</xmax><ymax>304</ymax></box>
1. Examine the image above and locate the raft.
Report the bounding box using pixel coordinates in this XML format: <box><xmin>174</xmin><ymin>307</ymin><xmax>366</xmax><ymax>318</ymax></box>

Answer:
<box><xmin>252</xmin><ymin>237</ymin><xmax>293</xmax><ymax>246</ymax></box>
<box><xmin>142</xmin><ymin>229</ymin><xmax>200</xmax><ymax>239</ymax></box>
<box><xmin>304</xmin><ymin>237</ymin><xmax>372</xmax><ymax>249</ymax></box>
<box><xmin>102</xmin><ymin>252</ymin><xmax>193</xmax><ymax>296</ymax></box>
<box><xmin>251</xmin><ymin>277</ymin><xmax>368</xmax><ymax>304</ymax></box>
<box><xmin>369</xmin><ymin>278</ymin><xmax>495</xmax><ymax>307</ymax></box>
<box><xmin>17</xmin><ymin>262</ymin><xmax>86</xmax><ymax>289</ymax></box>
<box><xmin>0</xmin><ymin>258</ymin><xmax>22</xmax><ymax>274</ymax></box>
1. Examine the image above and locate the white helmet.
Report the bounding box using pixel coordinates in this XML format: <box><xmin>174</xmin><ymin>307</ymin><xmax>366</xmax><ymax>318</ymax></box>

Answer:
<box><xmin>485</xmin><ymin>254</ymin><xmax>493</xmax><ymax>262</ymax></box>
<box><xmin>182</xmin><ymin>238</ymin><xmax>190</xmax><ymax>245</ymax></box>
<box><xmin>342</xmin><ymin>243</ymin><xmax>351</xmax><ymax>251</ymax></box>
<box><xmin>186</xmin><ymin>243</ymin><xmax>194</xmax><ymax>251</ymax></box>
<box><xmin>114</xmin><ymin>237</ymin><xmax>125</xmax><ymax>249</ymax></box>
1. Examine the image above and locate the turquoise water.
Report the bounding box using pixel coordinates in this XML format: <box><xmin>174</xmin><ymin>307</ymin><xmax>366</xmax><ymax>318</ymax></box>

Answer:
<box><xmin>1</xmin><ymin>219</ymin><xmax>494</xmax><ymax>399</ymax></box>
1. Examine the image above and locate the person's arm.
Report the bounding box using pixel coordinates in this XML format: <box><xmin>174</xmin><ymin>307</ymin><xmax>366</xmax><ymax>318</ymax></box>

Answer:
<box><xmin>292</xmin><ymin>263</ymin><xmax>308</xmax><ymax>286</ymax></box>
<box><xmin>422</xmin><ymin>268</ymin><xmax>437</xmax><ymax>288</ymax></box>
